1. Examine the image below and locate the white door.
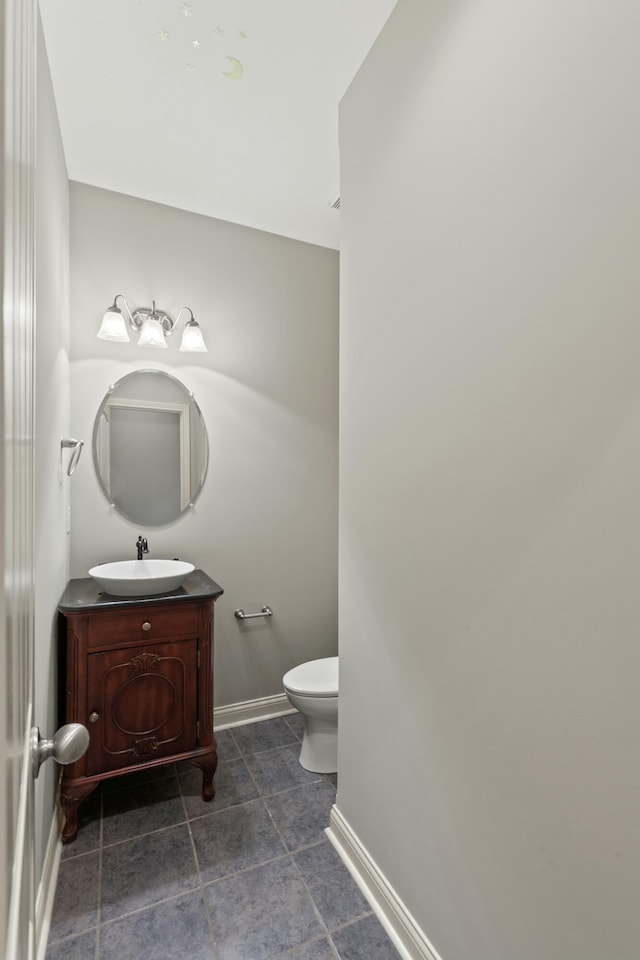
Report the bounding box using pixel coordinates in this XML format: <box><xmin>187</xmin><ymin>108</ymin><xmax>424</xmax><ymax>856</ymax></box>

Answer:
<box><xmin>1</xmin><ymin>0</ymin><xmax>38</xmax><ymax>955</ymax></box>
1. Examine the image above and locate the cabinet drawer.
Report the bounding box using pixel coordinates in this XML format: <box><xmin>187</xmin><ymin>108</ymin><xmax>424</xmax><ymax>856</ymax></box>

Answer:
<box><xmin>86</xmin><ymin>605</ymin><xmax>199</xmax><ymax>649</ymax></box>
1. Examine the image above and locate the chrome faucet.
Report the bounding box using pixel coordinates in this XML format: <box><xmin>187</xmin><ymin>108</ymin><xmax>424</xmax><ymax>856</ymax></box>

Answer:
<box><xmin>136</xmin><ymin>536</ymin><xmax>149</xmax><ymax>560</ymax></box>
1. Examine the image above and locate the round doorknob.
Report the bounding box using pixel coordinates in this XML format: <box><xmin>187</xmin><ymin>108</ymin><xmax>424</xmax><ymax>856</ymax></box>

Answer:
<box><xmin>30</xmin><ymin>723</ymin><xmax>90</xmax><ymax>779</ymax></box>
<box><xmin>89</xmin><ymin>712</ymin><xmax>100</xmax><ymax>723</ymax></box>
<box><xmin>142</xmin><ymin>621</ymin><xmax>151</xmax><ymax>631</ymax></box>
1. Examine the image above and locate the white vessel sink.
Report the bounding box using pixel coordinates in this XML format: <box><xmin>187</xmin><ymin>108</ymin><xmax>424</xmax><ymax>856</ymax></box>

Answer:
<box><xmin>88</xmin><ymin>559</ymin><xmax>195</xmax><ymax>597</ymax></box>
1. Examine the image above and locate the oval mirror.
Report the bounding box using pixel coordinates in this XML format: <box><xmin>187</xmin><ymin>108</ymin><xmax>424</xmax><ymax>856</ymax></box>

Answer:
<box><xmin>92</xmin><ymin>370</ymin><xmax>208</xmax><ymax>526</ymax></box>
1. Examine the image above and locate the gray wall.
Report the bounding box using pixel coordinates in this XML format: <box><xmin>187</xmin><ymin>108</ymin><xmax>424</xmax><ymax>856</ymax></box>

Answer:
<box><xmin>34</xmin><ymin>15</ymin><xmax>70</xmax><ymax>881</ymax></box>
<box><xmin>69</xmin><ymin>183</ymin><xmax>339</xmax><ymax>707</ymax></box>
<box><xmin>338</xmin><ymin>1</ymin><xmax>640</xmax><ymax>958</ymax></box>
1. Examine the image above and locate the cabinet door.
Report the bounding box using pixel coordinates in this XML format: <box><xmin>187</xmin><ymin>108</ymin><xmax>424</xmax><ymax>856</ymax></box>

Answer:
<box><xmin>86</xmin><ymin>639</ymin><xmax>197</xmax><ymax>775</ymax></box>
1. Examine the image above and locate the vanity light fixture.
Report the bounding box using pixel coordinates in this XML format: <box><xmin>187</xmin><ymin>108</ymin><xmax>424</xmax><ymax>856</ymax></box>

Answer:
<box><xmin>97</xmin><ymin>295</ymin><xmax>208</xmax><ymax>353</ymax></box>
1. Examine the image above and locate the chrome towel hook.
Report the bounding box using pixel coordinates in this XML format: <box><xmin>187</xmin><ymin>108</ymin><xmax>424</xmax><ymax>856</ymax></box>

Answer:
<box><xmin>61</xmin><ymin>438</ymin><xmax>84</xmax><ymax>476</ymax></box>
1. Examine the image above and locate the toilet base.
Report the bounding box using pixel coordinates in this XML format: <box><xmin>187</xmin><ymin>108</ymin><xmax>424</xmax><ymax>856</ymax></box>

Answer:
<box><xmin>298</xmin><ymin>716</ymin><xmax>337</xmax><ymax>774</ymax></box>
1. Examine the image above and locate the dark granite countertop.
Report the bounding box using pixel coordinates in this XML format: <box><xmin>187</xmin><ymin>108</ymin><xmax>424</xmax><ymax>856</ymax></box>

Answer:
<box><xmin>58</xmin><ymin>569</ymin><xmax>224</xmax><ymax>612</ymax></box>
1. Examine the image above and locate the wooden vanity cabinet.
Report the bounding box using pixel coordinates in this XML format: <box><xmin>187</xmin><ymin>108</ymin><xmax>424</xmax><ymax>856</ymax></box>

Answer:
<box><xmin>58</xmin><ymin>571</ymin><xmax>223</xmax><ymax>843</ymax></box>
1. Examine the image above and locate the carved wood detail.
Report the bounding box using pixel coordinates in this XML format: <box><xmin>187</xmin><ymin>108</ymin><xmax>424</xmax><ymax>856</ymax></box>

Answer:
<box><xmin>132</xmin><ymin>737</ymin><xmax>160</xmax><ymax>758</ymax></box>
<box><xmin>130</xmin><ymin>652</ymin><xmax>160</xmax><ymax>671</ymax></box>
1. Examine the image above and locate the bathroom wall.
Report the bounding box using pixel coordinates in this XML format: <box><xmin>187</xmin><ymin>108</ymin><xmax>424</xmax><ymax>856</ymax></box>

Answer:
<box><xmin>338</xmin><ymin>1</ymin><xmax>640</xmax><ymax>959</ymax></box>
<box><xmin>34</xmin><ymin>14</ymin><xmax>70</xmax><ymax>883</ymax></box>
<box><xmin>69</xmin><ymin>183</ymin><xmax>339</xmax><ymax>707</ymax></box>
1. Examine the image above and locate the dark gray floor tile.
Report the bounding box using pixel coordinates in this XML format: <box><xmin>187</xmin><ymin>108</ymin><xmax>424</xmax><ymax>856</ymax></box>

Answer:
<box><xmin>331</xmin><ymin>915</ymin><xmax>400</xmax><ymax>960</ymax></box>
<box><xmin>266</xmin><ymin>780</ymin><xmax>336</xmax><ymax>851</ymax></box>
<box><xmin>244</xmin><ymin>744</ymin><xmax>322</xmax><ymax>796</ymax></box>
<box><xmin>179</xmin><ymin>757</ymin><xmax>258</xmax><ymax>818</ymax></box>
<box><xmin>191</xmin><ymin>798</ymin><xmax>285</xmax><ymax>882</ymax></box>
<box><xmin>61</xmin><ymin>793</ymin><xmax>102</xmax><ymax>860</ymax></box>
<box><xmin>102</xmin><ymin>775</ymin><xmax>185</xmax><ymax>845</ymax></box>
<box><xmin>48</xmin><ymin>851</ymin><xmax>100</xmax><ymax>942</ymax></box>
<box><xmin>204</xmin><ymin>858</ymin><xmax>323</xmax><ymax>960</ymax></box>
<box><xmin>46</xmin><ymin>928</ymin><xmax>97</xmax><ymax>960</ymax></box>
<box><xmin>324</xmin><ymin>773</ymin><xmax>338</xmax><ymax>789</ymax></box>
<box><xmin>101</xmin><ymin>763</ymin><xmax>178</xmax><ymax>795</ymax></box>
<box><xmin>232</xmin><ymin>718</ymin><xmax>299</xmax><ymax>756</ymax></box>
<box><xmin>47</xmin><ymin>718</ymin><xmax>353</xmax><ymax>960</ymax></box>
<box><xmin>273</xmin><ymin>939</ymin><xmax>337</xmax><ymax>960</ymax></box>
<box><xmin>294</xmin><ymin>840</ymin><xmax>370</xmax><ymax>930</ymax></box>
<box><xmin>284</xmin><ymin>712</ymin><xmax>305</xmax><ymax>740</ymax></box>
<box><xmin>214</xmin><ymin>728</ymin><xmax>240</xmax><ymax>760</ymax></box>
<box><xmin>101</xmin><ymin>824</ymin><xmax>198</xmax><ymax>923</ymax></box>
<box><xmin>99</xmin><ymin>891</ymin><xmax>215</xmax><ymax>960</ymax></box>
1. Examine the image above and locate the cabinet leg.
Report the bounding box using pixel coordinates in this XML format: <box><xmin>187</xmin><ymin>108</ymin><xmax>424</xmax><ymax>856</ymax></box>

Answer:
<box><xmin>188</xmin><ymin>750</ymin><xmax>218</xmax><ymax>802</ymax></box>
<box><xmin>60</xmin><ymin>780</ymin><xmax>99</xmax><ymax>844</ymax></box>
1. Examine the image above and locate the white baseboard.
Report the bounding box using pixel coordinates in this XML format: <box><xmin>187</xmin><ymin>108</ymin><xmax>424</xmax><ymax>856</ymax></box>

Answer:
<box><xmin>214</xmin><ymin>693</ymin><xmax>296</xmax><ymax>730</ymax></box>
<box><xmin>35</xmin><ymin>809</ymin><xmax>62</xmax><ymax>960</ymax></box>
<box><xmin>326</xmin><ymin>805</ymin><xmax>442</xmax><ymax>960</ymax></box>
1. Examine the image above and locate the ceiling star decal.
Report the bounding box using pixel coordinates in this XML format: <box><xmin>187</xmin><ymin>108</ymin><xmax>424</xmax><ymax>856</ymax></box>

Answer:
<box><xmin>181</xmin><ymin>3</ymin><xmax>193</xmax><ymax>16</ymax></box>
<box><xmin>192</xmin><ymin>39</ymin><xmax>201</xmax><ymax>48</ymax></box>
<box><xmin>185</xmin><ymin>61</ymin><xmax>196</xmax><ymax>71</ymax></box>
<box><xmin>238</xmin><ymin>30</ymin><xmax>248</xmax><ymax>40</ymax></box>
<box><xmin>158</xmin><ymin>29</ymin><xmax>169</xmax><ymax>41</ymax></box>
<box><xmin>222</xmin><ymin>56</ymin><xmax>243</xmax><ymax>80</ymax></box>
<box><xmin>213</xmin><ymin>26</ymin><xmax>224</xmax><ymax>38</ymax></box>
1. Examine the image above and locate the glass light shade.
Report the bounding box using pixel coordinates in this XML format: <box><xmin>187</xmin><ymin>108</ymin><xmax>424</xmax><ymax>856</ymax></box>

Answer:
<box><xmin>179</xmin><ymin>321</ymin><xmax>208</xmax><ymax>353</ymax></box>
<box><xmin>97</xmin><ymin>307</ymin><xmax>130</xmax><ymax>342</ymax></box>
<box><xmin>137</xmin><ymin>316</ymin><xmax>168</xmax><ymax>348</ymax></box>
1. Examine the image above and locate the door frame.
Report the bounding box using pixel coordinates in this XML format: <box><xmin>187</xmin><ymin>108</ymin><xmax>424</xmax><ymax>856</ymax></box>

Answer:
<box><xmin>1</xmin><ymin>0</ymin><xmax>39</xmax><ymax>956</ymax></box>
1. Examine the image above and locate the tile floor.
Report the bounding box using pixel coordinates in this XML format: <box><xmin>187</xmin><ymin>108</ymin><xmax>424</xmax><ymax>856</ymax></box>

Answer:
<box><xmin>46</xmin><ymin>715</ymin><xmax>401</xmax><ymax>960</ymax></box>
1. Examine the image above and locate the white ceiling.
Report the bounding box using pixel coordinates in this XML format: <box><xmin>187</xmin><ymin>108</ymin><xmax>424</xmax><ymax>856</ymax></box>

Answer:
<box><xmin>39</xmin><ymin>0</ymin><xmax>398</xmax><ymax>249</ymax></box>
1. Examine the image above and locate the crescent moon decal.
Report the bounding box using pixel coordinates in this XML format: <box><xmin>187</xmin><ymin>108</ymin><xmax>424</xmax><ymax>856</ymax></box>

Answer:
<box><xmin>222</xmin><ymin>56</ymin><xmax>243</xmax><ymax>80</ymax></box>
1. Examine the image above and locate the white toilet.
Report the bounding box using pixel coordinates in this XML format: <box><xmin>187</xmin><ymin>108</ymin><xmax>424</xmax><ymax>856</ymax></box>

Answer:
<box><xmin>282</xmin><ymin>656</ymin><xmax>338</xmax><ymax>774</ymax></box>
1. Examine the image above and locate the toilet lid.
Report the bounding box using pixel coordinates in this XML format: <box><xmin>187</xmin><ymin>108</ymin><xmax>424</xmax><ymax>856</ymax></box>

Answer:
<box><xmin>283</xmin><ymin>657</ymin><xmax>338</xmax><ymax>697</ymax></box>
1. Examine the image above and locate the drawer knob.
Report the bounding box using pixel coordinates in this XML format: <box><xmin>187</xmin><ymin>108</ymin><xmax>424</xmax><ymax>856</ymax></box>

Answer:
<box><xmin>142</xmin><ymin>621</ymin><xmax>152</xmax><ymax>631</ymax></box>
<box><xmin>89</xmin><ymin>712</ymin><xmax>100</xmax><ymax>724</ymax></box>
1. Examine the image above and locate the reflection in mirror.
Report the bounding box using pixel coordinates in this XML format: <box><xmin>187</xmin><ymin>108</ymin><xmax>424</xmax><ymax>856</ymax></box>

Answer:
<box><xmin>93</xmin><ymin>370</ymin><xmax>208</xmax><ymax>526</ymax></box>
